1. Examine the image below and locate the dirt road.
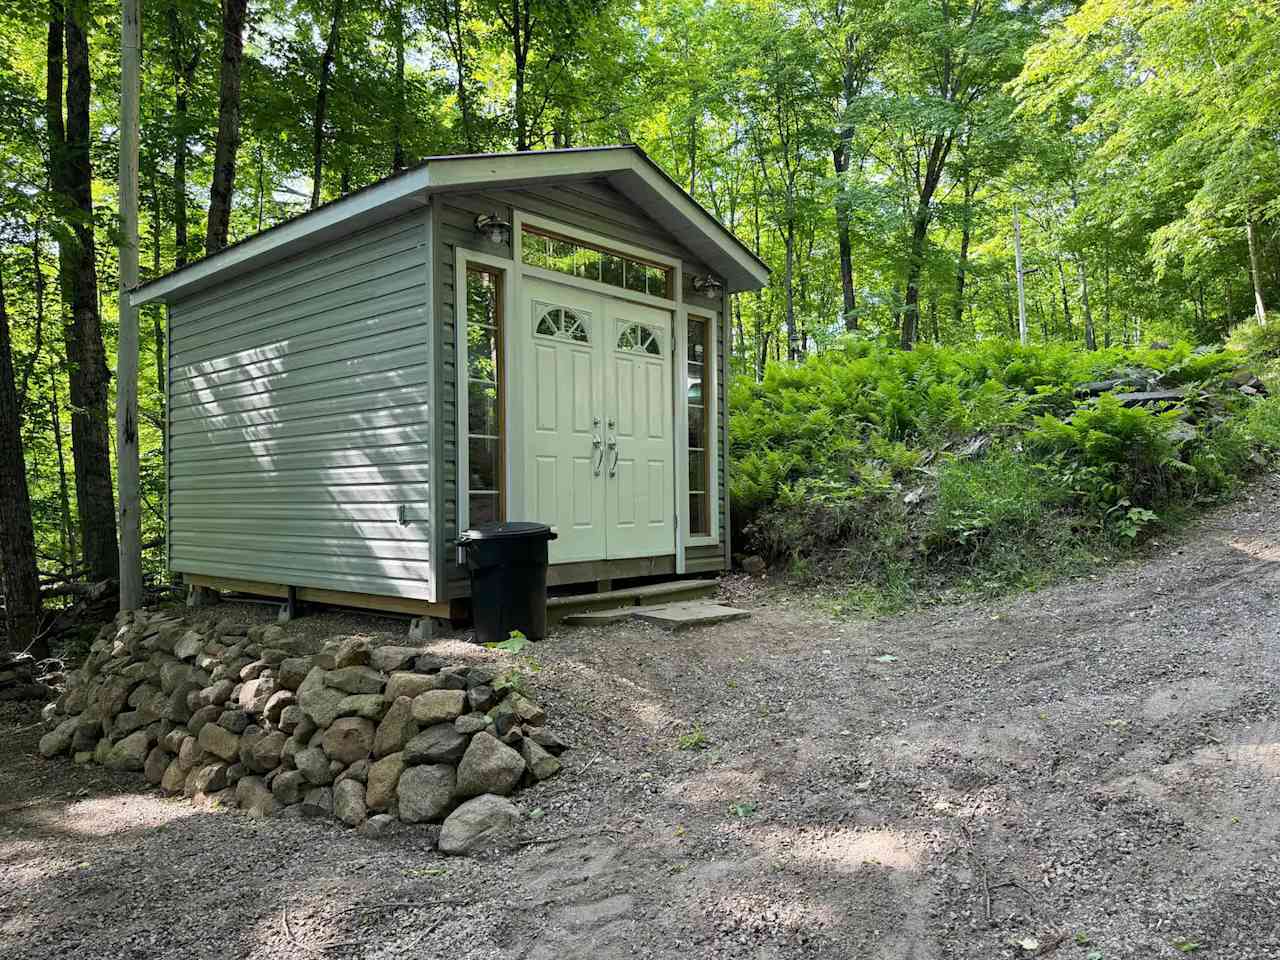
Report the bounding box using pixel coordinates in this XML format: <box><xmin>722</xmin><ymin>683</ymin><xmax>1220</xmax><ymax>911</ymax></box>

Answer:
<box><xmin>3</xmin><ymin>477</ymin><xmax>1278</xmax><ymax>959</ymax></box>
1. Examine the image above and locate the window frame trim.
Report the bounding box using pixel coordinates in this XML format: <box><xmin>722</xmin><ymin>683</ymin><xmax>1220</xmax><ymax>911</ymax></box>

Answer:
<box><xmin>456</xmin><ymin>247</ymin><xmax>516</xmax><ymax>541</ymax></box>
<box><xmin>681</xmin><ymin>307</ymin><xmax>720</xmax><ymax>547</ymax></box>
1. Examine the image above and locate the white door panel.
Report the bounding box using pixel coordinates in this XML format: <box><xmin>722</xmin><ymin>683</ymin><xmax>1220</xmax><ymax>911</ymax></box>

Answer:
<box><xmin>519</xmin><ymin>278</ymin><xmax>605</xmax><ymax>564</ymax></box>
<box><xmin>514</xmin><ymin>275</ymin><xmax>675</xmax><ymax>565</ymax></box>
<box><xmin>604</xmin><ymin>301</ymin><xmax>674</xmax><ymax>559</ymax></box>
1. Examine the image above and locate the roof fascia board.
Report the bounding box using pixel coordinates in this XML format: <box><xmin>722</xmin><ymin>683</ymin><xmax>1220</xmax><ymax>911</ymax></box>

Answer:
<box><xmin>131</xmin><ymin>167</ymin><xmax>430</xmax><ymax>306</ymax></box>
<box><xmin>423</xmin><ymin>150</ymin><xmax>770</xmax><ymax>291</ymax></box>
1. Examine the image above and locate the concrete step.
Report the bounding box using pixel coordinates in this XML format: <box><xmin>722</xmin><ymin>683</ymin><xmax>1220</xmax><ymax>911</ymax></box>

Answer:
<box><xmin>561</xmin><ymin>598</ymin><xmax>750</xmax><ymax>631</ymax></box>
<box><xmin>548</xmin><ymin>579</ymin><xmax>718</xmax><ymax>623</ymax></box>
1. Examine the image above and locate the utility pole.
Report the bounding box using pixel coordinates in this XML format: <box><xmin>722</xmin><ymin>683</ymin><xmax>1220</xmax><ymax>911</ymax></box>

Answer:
<box><xmin>117</xmin><ymin>0</ymin><xmax>142</xmax><ymax>610</ymax></box>
<box><xmin>1013</xmin><ymin>204</ymin><xmax>1028</xmax><ymax>346</ymax></box>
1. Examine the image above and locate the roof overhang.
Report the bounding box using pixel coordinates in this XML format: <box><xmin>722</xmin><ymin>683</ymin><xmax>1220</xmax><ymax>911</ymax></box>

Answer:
<box><xmin>132</xmin><ymin>146</ymin><xmax>769</xmax><ymax>306</ymax></box>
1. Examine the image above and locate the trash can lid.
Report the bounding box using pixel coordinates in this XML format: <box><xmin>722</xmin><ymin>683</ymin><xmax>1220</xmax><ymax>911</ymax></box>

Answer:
<box><xmin>458</xmin><ymin>521</ymin><xmax>557</xmax><ymax>542</ymax></box>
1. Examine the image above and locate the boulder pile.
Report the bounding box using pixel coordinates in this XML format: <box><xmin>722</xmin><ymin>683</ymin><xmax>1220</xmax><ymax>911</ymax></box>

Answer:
<box><xmin>0</xmin><ymin>651</ymin><xmax>56</xmax><ymax>702</ymax></box>
<box><xmin>38</xmin><ymin>607</ymin><xmax>566</xmax><ymax>853</ymax></box>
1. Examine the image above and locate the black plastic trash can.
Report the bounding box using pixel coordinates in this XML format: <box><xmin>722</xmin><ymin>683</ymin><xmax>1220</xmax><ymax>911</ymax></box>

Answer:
<box><xmin>458</xmin><ymin>522</ymin><xmax>558</xmax><ymax>644</ymax></box>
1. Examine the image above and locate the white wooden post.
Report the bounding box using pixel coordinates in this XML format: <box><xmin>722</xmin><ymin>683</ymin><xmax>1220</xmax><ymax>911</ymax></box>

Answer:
<box><xmin>116</xmin><ymin>0</ymin><xmax>142</xmax><ymax>609</ymax></box>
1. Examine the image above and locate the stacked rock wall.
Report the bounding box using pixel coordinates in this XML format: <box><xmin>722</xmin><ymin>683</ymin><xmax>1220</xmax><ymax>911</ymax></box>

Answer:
<box><xmin>38</xmin><ymin>608</ymin><xmax>565</xmax><ymax>853</ymax></box>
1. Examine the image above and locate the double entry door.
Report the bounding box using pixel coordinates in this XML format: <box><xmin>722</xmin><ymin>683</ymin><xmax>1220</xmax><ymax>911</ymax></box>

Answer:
<box><xmin>516</xmin><ymin>274</ymin><xmax>675</xmax><ymax>565</ymax></box>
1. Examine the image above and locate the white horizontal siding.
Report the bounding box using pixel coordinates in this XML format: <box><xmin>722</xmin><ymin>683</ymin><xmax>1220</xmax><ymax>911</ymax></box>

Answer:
<box><xmin>167</xmin><ymin>209</ymin><xmax>434</xmax><ymax>600</ymax></box>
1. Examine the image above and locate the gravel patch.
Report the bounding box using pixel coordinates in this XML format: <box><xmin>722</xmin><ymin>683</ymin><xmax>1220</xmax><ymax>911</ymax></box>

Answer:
<box><xmin>3</xmin><ymin>475</ymin><xmax>1279</xmax><ymax>958</ymax></box>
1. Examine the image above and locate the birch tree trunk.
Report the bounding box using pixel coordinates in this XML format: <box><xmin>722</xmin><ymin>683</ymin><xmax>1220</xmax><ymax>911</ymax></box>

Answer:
<box><xmin>1078</xmin><ymin>255</ymin><xmax>1097</xmax><ymax>350</ymax></box>
<box><xmin>1247</xmin><ymin>217</ymin><xmax>1268</xmax><ymax>325</ymax></box>
<box><xmin>205</xmin><ymin>0</ymin><xmax>248</xmax><ymax>254</ymax></box>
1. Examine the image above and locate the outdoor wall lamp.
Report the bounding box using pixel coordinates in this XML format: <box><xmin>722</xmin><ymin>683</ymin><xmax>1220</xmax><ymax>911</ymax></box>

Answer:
<box><xmin>691</xmin><ymin>273</ymin><xmax>724</xmax><ymax>297</ymax></box>
<box><xmin>475</xmin><ymin>212</ymin><xmax>512</xmax><ymax>245</ymax></box>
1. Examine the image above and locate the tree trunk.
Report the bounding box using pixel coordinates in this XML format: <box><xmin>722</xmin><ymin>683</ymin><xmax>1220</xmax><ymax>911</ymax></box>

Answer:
<box><xmin>18</xmin><ymin>229</ymin><xmax>46</xmax><ymax>415</ymax></box>
<box><xmin>899</xmin><ymin>206</ymin><xmax>930</xmax><ymax>349</ymax></box>
<box><xmin>50</xmin><ymin>379</ymin><xmax>74</xmax><ymax>566</ymax></box>
<box><xmin>0</xmin><ymin>265</ymin><xmax>44</xmax><ymax>655</ymax></box>
<box><xmin>392</xmin><ymin>0</ymin><xmax>406</xmax><ymax>171</ymax></box>
<box><xmin>311</xmin><ymin>0</ymin><xmax>345</xmax><ymax>208</ymax></box>
<box><xmin>783</xmin><ymin>216</ymin><xmax>797</xmax><ymax>361</ymax></box>
<box><xmin>513</xmin><ymin>20</ymin><xmax>529</xmax><ymax>149</ymax></box>
<box><xmin>443</xmin><ymin>0</ymin><xmax>476</xmax><ymax>150</ymax></box>
<box><xmin>1057</xmin><ymin>258</ymin><xmax>1074</xmax><ymax>335</ymax></box>
<box><xmin>951</xmin><ymin>174</ymin><xmax>974</xmax><ymax>333</ymax></box>
<box><xmin>168</xmin><ymin>6</ymin><xmax>198</xmax><ymax>266</ymax></box>
<box><xmin>49</xmin><ymin>0</ymin><xmax>119</xmax><ymax>583</ymax></box>
<box><xmin>1247</xmin><ymin>217</ymin><xmax>1268</xmax><ymax>324</ymax></box>
<box><xmin>833</xmin><ymin>145</ymin><xmax>856</xmax><ymax>331</ymax></box>
<box><xmin>1078</xmin><ymin>255</ymin><xmax>1097</xmax><ymax>350</ymax></box>
<box><xmin>205</xmin><ymin>0</ymin><xmax>248</xmax><ymax>254</ymax></box>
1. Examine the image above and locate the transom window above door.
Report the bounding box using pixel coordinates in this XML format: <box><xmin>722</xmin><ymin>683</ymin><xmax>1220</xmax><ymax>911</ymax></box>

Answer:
<box><xmin>522</xmin><ymin>228</ymin><xmax>673</xmax><ymax>299</ymax></box>
<box><xmin>616</xmin><ymin>322</ymin><xmax>662</xmax><ymax>356</ymax></box>
<box><xmin>535</xmin><ymin>305</ymin><xmax>590</xmax><ymax>342</ymax></box>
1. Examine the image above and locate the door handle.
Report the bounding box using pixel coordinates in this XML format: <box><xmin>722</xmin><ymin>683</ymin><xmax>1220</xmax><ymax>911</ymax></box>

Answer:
<box><xmin>591</xmin><ymin>418</ymin><xmax>604</xmax><ymax>476</ymax></box>
<box><xmin>606</xmin><ymin>418</ymin><xmax>619</xmax><ymax>478</ymax></box>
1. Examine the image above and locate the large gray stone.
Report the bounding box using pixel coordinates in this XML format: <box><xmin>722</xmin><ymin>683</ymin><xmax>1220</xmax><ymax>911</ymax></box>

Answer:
<box><xmin>177</xmin><ymin>735</ymin><xmax>204</xmax><ymax>770</ymax></box>
<box><xmin>197</xmin><ymin>722</ymin><xmax>240</xmax><ymax>762</ymax></box>
<box><xmin>336</xmin><ymin>694</ymin><xmax>386</xmax><ymax>720</ymax></box>
<box><xmin>144</xmin><ymin>746</ymin><xmax>171</xmax><ymax>784</ymax></box>
<box><xmin>191</xmin><ymin>762</ymin><xmax>229</xmax><ymax>794</ymax></box>
<box><xmin>272</xmin><ymin>769</ymin><xmax>308</xmax><ymax>804</ymax></box>
<box><xmin>521</xmin><ymin>738</ymin><xmax>562</xmax><ymax>781</ymax></box>
<box><xmin>334</xmin><ymin>779</ymin><xmax>367</xmax><ymax>826</ymax></box>
<box><xmin>235</xmin><ymin>776</ymin><xmax>278</xmax><ymax>817</ymax></box>
<box><xmin>247</xmin><ymin>729</ymin><xmax>288</xmax><ymax>773</ymax></box>
<box><xmin>295</xmin><ymin>746</ymin><xmax>333</xmax><ymax>785</ymax></box>
<box><xmin>321</xmin><ymin>717</ymin><xmax>375</xmax><ymax>764</ymax></box>
<box><xmin>300</xmin><ymin>786</ymin><xmax>333</xmax><ymax>818</ymax></box>
<box><xmin>332</xmin><ymin>637</ymin><xmax>372</xmax><ymax>668</ymax></box>
<box><xmin>187</xmin><ymin>703</ymin><xmax>220</xmax><ymax>736</ymax></box>
<box><xmin>327</xmin><ymin>665</ymin><xmax>384</xmax><ymax>695</ymax></box>
<box><xmin>238</xmin><ymin>677</ymin><xmax>278</xmax><ymax>714</ymax></box>
<box><xmin>397</xmin><ymin>764</ymin><xmax>455</xmax><ymax>823</ymax></box>
<box><xmin>106</xmin><ymin>730</ymin><xmax>152</xmax><ymax>771</ymax></box>
<box><xmin>297</xmin><ymin>667</ymin><xmax>345</xmax><ymax>728</ymax></box>
<box><xmin>455</xmin><ymin>732</ymin><xmax>525</xmax><ymax>798</ymax></box>
<box><xmin>404</xmin><ymin>724</ymin><xmax>468</xmax><ymax>765</ymax></box>
<box><xmin>278</xmin><ymin>657</ymin><xmax>313</xmax><ymax>691</ymax></box>
<box><xmin>160</xmin><ymin>758</ymin><xmax>187</xmax><ymax>794</ymax></box>
<box><xmin>38</xmin><ymin>717</ymin><xmax>78</xmax><ymax>758</ymax></box>
<box><xmin>384</xmin><ymin>671</ymin><xmax>440</xmax><ymax>702</ymax></box>
<box><xmin>195</xmin><ymin>679</ymin><xmax>235</xmax><ymax>709</ymax></box>
<box><xmin>372</xmin><ymin>696</ymin><xmax>417</xmax><ymax>758</ymax></box>
<box><xmin>264</xmin><ymin>689</ymin><xmax>296</xmax><ymax>724</ymax></box>
<box><xmin>369</xmin><ymin>645</ymin><xmax>424</xmax><ymax>673</ymax></box>
<box><xmin>411</xmin><ymin>689</ymin><xmax>466</xmax><ymax>725</ymax></box>
<box><xmin>438</xmin><ymin>794</ymin><xmax>520</xmax><ymax>855</ymax></box>
<box><xmin>366</xmin><ymin>752</ymin><xmax>405</xmax><ymax>812</ymax></box>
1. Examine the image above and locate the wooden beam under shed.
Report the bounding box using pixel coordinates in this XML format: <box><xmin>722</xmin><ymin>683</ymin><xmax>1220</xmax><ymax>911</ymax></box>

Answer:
<box><xmin>183</xmin><ymin>574</ymin><xmax>456</xmax><ymax>620</ymax></box>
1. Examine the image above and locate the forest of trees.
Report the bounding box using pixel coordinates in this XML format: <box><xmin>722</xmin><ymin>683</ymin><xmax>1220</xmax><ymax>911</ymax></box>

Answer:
<box><xmin>1</xmin><ymin>0</ymin><xmax>1277</xmax><ymax>648</ymax></box>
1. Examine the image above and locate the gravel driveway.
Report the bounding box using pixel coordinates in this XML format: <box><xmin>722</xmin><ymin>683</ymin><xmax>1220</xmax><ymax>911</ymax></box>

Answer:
<box><xmin>3</xmin><ymin>476</ymin><xmax>1279</xmax><ymax>960</ymax></box>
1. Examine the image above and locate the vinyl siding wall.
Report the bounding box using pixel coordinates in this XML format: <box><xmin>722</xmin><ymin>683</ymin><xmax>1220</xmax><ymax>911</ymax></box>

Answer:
<box><xmin>434</xmin><ymin>179</ymin><xmax>730</xmax><ymax>594</ymax></box>
<box><xmin>167</xmin><ymin>209</ymin><xmax>435</xmax><ymax>600</ymax></box>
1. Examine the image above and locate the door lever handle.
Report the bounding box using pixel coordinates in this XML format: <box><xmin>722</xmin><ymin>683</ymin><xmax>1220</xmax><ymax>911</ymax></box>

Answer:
<box><xmin>605</xmin><ymin>417</ymin><xmax>619</xmax><ymax>478</ymax></box>
<box><xmin>591</xmin><ymin>433</ymin><xmax>604</xmax><ymax>476</ymax></box>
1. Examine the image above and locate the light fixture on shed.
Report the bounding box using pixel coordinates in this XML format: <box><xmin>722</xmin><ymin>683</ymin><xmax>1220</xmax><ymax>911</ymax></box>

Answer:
<box><xmin>691</xmin><ymin>273</ymin><xmax>724</xmax><ymax>297</ymax></box>
<box><xmin>474</xmin><ymin>212</ymin><xmax>512</xmax><ymax>246</ymax></box>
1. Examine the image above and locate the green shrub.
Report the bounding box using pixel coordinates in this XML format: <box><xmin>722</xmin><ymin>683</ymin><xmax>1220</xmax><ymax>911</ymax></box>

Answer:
<box><xmin>730</xmin><ymin>336</ymin><xmax>1275</xmax><ymax>611</ymax></box>
<box><xmin>1026</xmin><ymin>395</ymin><xmax>1186</xmax><ymax>512</ymax></box>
